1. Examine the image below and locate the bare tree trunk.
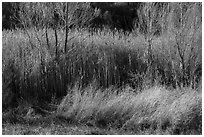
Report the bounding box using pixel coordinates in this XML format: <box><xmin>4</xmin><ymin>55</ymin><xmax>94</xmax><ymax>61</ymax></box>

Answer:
<box><xmin>45</xmin><ymin>26</ymin><xmax>50</xmax><ymax>50</ymax></box>
<box><xmin>54</xmin><ymin>28</ymin><xmax>58</xmax><ymax>58</ymax></box>
<box><xmin>64</xmin><ymin>3</ymin><xmax>69</xmax><ymax>54</ymax></box>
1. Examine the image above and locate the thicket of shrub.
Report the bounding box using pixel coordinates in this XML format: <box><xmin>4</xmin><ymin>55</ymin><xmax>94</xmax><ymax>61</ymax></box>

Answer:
<box><xmin>2</xmin><ymin>26</ymin><xmax>201</xmax><ymax>108</ymax></box>
<box><xmin>2</xmin><ymin>2</ymin><xmax>202</xmax><ymax>134</ymax></box>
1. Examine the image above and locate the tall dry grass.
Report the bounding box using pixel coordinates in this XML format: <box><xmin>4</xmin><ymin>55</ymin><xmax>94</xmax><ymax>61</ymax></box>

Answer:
<box><xmin>56</xmin><ymin>84</ymin><xmax>201</xmax><ymax>134</ymax></box>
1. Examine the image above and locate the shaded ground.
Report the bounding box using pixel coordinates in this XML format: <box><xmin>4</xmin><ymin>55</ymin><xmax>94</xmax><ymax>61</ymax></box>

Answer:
<box><xmin>2</xmin><ymin>86</ymin><xmax>202</xmax><ymax>135</ymax></box>
<box><xmin>2</xmin><ymin>111</ymin><xmax>201</xmax><ymax>135</ymax></box>
<box><xmin>2</xmin><ymin>114</ymin><xmax>135</xmax><ymax>135</ymax></box>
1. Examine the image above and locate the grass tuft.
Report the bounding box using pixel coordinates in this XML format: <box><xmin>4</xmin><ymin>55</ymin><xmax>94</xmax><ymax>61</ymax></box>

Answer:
<box><xmin>56</xmin><ymin>84</ymin><xmax>201</xmax><ymax>134</ymax></box>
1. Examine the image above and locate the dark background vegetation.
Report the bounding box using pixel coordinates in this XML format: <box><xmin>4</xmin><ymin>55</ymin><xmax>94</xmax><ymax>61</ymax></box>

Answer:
<box><xmin>2</xmin><ymin>2</ymin><xmax>202</xmax><ymax>135</ymax></box>
<box><xmin>2</xmin><ymin>2</ymin><xmax>159</xmax><ymax>33</ymax></box>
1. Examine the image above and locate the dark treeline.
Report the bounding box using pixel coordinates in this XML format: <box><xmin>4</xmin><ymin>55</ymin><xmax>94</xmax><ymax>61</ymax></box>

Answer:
<box><xmin>2</xmin><ymin>2</ymin><xmax>170</xmax><ymax>35</ymax></box>
<box><xmin>2</xmin><ymin>2</ymin><xmax>20</xmax><ymax>29</ymax></box>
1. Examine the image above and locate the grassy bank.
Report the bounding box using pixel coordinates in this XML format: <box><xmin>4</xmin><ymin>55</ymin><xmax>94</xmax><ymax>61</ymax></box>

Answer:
<box><xmin>55</xmin><ymin>84</ymin><xmax>202</xmax><ymax>134</ymax></box>
<box><xmin>2</xmin><ymin>84</ymin><xmax>202</xmax><ymax>135</ymax></box>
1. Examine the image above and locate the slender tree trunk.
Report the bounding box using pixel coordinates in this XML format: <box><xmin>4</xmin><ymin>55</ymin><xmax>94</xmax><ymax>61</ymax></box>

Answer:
<box><xmin>45</xmin><ymin>26</ymin><xmax>50</xmax><ymax>50</ymax></box>
<box><xmin>64</xmin><ymin>3</ymin><xmax>69</xmax><ymax>54</ymax></box>
<box><xmin>54</xmin><ymin>28</ymin><xmax>58</xmax><ymax>58</ymax></box>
